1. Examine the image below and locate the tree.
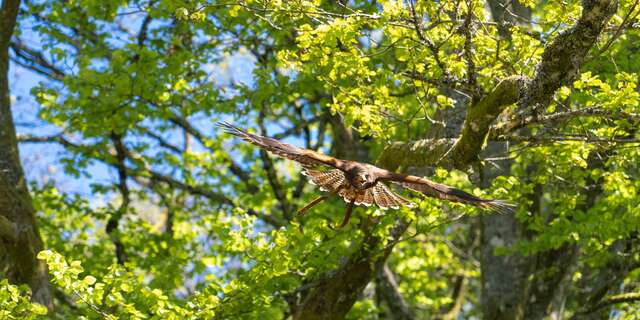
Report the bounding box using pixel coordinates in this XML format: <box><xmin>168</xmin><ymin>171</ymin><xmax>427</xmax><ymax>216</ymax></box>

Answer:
<box><xmin>3</xmin><ymin>0</ymin><xmax>640</xmax><ymax>319</ymax></box>
<box><xmin>0</xmin><ymin>0</ymin><xmax>52</xmax><ymax>310</ymax></box>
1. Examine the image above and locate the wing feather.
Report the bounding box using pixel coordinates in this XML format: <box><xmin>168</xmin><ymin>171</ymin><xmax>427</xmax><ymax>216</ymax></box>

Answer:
<box><xmin>218</xmin><ymin>122</ymin><xmax>344</xmax><ymax>169</ymax></box>
<box><xmin>380</xmin><ymin>185</ymin><xmax>399</xmax><ymax>209</ymax></box>
<box><xmin>302</xmin><ymin>169</ymin><xmax>346</xmax><ymax>192</ymax></box>
<box><xmin>382</xmin><ymin>185</ymin><xmax>415</xmax><ymax>208</ymax></box>
<box><xmin>383</xmin><ymin>173</ymin><xmax>515</xmax><ymax>214</ymax></box>
<box><xmin>374</xmin><ymin>183</ymin><xmax>416</xmax><ymax>210</ymax></box>
<box><xmin>354</xmin><ymin>193</ymin><xmax>365</xmax><ymax>206</ymax></box>
<box><xmin>360</xmin><ymin>189</ymin><xmax>374</xmax><ymax>207</ymax></box>
<box><xmin>372</xmin><ymin>184</ymin><xmax>391</xmax><ymax>210</ymax></box>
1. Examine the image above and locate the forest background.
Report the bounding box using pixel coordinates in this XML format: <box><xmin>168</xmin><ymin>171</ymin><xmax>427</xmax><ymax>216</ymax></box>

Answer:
<box><xmin>1</xmin><ymin>0</ymin><xmax>639</xmax><ymax>319</ymax></box>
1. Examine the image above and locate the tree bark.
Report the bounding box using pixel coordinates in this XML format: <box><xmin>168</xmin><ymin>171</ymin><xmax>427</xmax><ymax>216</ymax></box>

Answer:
<box><xmin>375</xmin><ymin>264</ymin><xmax>415</xmax><ymax>320</ymax></box>
<box><xmin>292</xmin><ymin>219</ymin><xmax>410</xmax><ymax>320</ymax></box>
<box><xmin>0</xmin><ymin>0</ymin><xmax>52</xmax><ymax>309</ymax></box>
<box><xmin>480</xmin><ymin>1</ymin><xmax>618</xmax><ymax>319</ymax></box>
<box><xmin>517</xmin><ymin>0</ymin><xmax>619</xmax><ymax>117</ymax></box>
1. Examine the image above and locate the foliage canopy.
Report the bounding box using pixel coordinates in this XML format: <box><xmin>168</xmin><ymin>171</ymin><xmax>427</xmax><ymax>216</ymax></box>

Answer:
<box><xmin>1</xmin><ymin>0</ymin><xmax>639</xmax><ymax>319</ymax></box>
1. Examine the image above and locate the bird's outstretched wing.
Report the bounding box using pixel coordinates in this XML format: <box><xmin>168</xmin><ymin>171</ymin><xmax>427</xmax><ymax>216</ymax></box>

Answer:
<box><xmin>218</xmin><ymin>122</ymin><xmax>345</xmax><ymax>169</ymax></box>
<box><xmin>378</xmin><ymin>172</ymin><xmax>515</xmax><ymax>214</ymax></box>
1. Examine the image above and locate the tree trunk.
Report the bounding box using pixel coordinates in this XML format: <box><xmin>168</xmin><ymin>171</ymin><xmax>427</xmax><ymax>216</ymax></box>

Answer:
<box><xmin>0</xmin><ymin>0</ymin><xmax>52</xmax><ymax>309</ymax></box>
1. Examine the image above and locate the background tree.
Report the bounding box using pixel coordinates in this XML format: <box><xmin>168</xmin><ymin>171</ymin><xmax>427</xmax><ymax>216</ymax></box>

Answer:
<box><xmin>0</xmin><ymin>0</ymin><xmax>51</xmax><ymax>310</ymax></box>
<box><xmin>2</xmin><ymin>0</ymin><xmax>639</xmax><ymax>319</ymax></box>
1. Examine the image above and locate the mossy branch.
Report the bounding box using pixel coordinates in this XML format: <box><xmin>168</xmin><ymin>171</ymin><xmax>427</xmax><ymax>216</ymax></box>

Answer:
<box><xmin>378</xmin><ymin>76</ymin><xmax>524</xmax><ymax>171</ymax></box>
<box><xmin>518</xmin><ymin>0</ymin><xmax>618</xmax><ymax>114</ymax></box>
<box><xmin>377</xmin><ymin>138</ymin><xmax>455</xmax><ymax>171</ymax></box>
<box><xmin>0</xmin><ymin>214</ymin><xmax>17</xmax><ymax>243</ymax></box>
<box><xmin>448</xmin><ymin>76</ymin><xmax>524</xmax><ymax>168</ymax></box>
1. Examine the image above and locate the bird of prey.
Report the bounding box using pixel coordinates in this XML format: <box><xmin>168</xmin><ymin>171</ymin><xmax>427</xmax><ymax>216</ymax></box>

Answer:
<box><xmin>218</xmin><ymin>122</ymin><xmax>514</xmax><ymax>228</ymax></box>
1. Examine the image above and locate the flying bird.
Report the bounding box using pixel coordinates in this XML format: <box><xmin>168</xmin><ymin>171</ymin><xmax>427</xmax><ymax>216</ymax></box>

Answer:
<box><xmin>218</xmin><ymin>122</ymin><xmax>514</xmax><ymax>228</ymax></box>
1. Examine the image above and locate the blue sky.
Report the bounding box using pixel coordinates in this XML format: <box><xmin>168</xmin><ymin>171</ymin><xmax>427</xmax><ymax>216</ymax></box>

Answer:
<box><xmin>10</xmin><ymin>46</ymin><xmax>258</xmax><ymax>197</ymax></box>
<box><xmin>10</xmin><ymin>6</ymin><xmax>319</xmax><ymax>205</ymax></box>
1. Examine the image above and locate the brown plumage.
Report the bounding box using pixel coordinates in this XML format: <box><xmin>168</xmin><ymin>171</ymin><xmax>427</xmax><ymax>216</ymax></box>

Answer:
<box><xmin>219</xmin><ymin>122</ymin><xmax>515</xmax><ymax>227</ymax></box>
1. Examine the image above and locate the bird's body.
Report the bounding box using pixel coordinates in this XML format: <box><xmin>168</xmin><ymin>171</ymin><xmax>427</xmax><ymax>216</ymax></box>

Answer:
<box><xmin>218</xmin><ymin>122</ymin><xmax>514</xmax><ymax>228</ymax></box>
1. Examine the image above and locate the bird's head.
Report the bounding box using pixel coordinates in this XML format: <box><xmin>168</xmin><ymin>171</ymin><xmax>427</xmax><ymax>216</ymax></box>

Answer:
<box><xmin>350</xmin><ymin>168</ymin><xmax>376</xmax><ymax>190</ymax></box>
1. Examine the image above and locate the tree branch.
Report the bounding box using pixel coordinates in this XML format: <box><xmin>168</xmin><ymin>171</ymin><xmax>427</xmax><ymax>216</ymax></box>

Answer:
<box><xmin>381</xmin><ymin>0</ymin><xmax>619</xmax><ymax>171</ymax></box>
<box><xmin>169</xmin><ymin>115</ymin><xmax>258</xmax><ymax>193</ymax></box>
<box><xmin>377</xmin><ymin>77</ymin><xmax>522</xmax><ymax>171</ymax></box>
<box><xmin>17</xmin><ymin>133</ymin><xmax>78</xmax><ymax>148</ymax></box>
<box><xmin>408</xmin><ymin>0</ymin><xmax>454</xmax><ymax>84</ymax></box>
<box><xmin>461</xmin><ymin>0</ymin><xmax>480</xmax><ymax>98</ymax></box>
<box><xmin>375</xmin><ymin>263</ymin><xmax>415</xmax><ymax>320</ymax></box>
<box><xmin>272</xmin><ymin>115</ymin><xmax>324</xmax><ymax>140</ymax></box>
<box><xmin>517</xmin><ymin>0</ymin><xmax>618</xmax><ymax>115</ymax></box>
<box><xmin>494</xmin><ymin>106</ymin><xmax>640</xmax><ymax>137</ymax></box>
<box><xmin>437</xmin><ymin>276</ymin><xmax>467</xmax><ymax>320</ymax></box>
<box><xmin>135</xmin><ymin>125</ymin><xmax>183</xmax><ymax>154</ymax></box>
<box><xmin>0</xmin><ymin>214</ymin><xmax>18</xmax><ymax>243</ymax></box>
<box><xmin>9</xmin><ymin>40</ymin><xmax>65</xmax><ymax>81</ymax></box>
<box><xmin>448</xmin><ymin>76</ymin><xmax>524</xmax><ymax>168</ymax></box>
<box><xmin>293</xmin><ymin>218</ymin><xmax>411</xmax><ymax>320</ymax></box>
<box><xmin>16</xmin><ymin>133</ymin><xmax>286</xmax><ymax>229</ymax></box>
<box><xmin>576</xmin><ymin>292</ymin><xmax>640</xmax><ymax>317</ymax></box>
<box><xmin>17</xmin><ymin>133</ymin><xmax>237</xmax><ymax>206</ymax></box>
<box><xmin>142</xmin><ymin>169</ymin><xmax>234</xmax><ymax>206</ymax></box>
<box><xmin>106</xmin><ymin>132</ymin><xmax>130</xmax><ymax>264</ymax></box>
<box><xmin>377</xmin><ymin>138</ymin><xmax>455</xmax><ymax>171</ymax></box>
<box><xmin>498</xmin><ymin>134</ymin><xmax>640</xmax><ymax>144</ymax></box>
